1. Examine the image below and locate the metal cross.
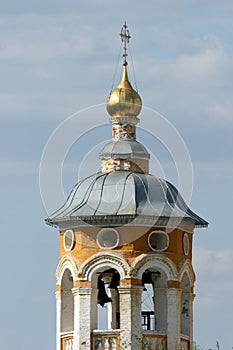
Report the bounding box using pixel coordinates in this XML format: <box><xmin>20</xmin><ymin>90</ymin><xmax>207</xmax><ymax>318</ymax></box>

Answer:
<box><xmin>120</xmin><ymin>22</ymin><xmax>131</xmax><ymax>62</ymax></box>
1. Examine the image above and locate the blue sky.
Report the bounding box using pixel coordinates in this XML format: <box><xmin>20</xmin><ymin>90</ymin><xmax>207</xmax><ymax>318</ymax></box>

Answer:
<box><xmin>1</xmin><ymin>1</ymin><xmax>233</xmax><ymax>349</ymax></box>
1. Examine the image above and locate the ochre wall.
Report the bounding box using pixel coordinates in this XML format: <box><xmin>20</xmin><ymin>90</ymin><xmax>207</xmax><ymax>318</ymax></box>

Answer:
<box><xmin>59</xmin><ymin>226</ymin><xmax>193</xmax><ymax>277</ymax></box>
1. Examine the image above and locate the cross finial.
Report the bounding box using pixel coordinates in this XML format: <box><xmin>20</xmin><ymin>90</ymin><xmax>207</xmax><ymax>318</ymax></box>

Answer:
<box><xmin>120</xmin><ymin>21</ymin><xmax>131</xmax><ymax>64</ymax></box>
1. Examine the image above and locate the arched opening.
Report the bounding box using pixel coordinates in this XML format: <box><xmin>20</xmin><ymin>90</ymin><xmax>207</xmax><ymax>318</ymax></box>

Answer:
<box><xmin>93</xmin><ymin>268</ymin><xmax>120</xmax><ymax>330</ymax></box>
<box><xmin>180</xmin><ymin>272</ymin><xmax>191</xmax><ymax>336</ymax></box>
<box><xmin>141</xmin><ymin>269</ymin><xmax>167</xmax><ymax>332</ymax></box>
<box><xmin>61</xmin><ymin>268</ymin><xmax>74</xmax><ymax>332</ymax></box>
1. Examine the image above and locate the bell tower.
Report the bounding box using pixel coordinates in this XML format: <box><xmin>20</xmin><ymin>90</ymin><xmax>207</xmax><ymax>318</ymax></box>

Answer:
<box><xmin>46</xmin><ymin>23</ymin><xmax>208</xmax><ymax>350</ymax></box>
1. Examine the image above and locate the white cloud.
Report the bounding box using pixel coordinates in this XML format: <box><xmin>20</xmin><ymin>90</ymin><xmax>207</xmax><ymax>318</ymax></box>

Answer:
<box><xmin>194</xmin><ymin>247</ymin><xmax>233</xmax><ymax>276</ymax></box>
<box><xmin>206</xmin><ymin>104</ymin><xmax>233</xmax><ymax>125</ymax></box>
<box><xmin>193</xmin><ymin>246</ymin><xmax>233</xmax><ymax>328</ymax></box>
<box><xmin>0</xmin><ymin>39</ymin><xmax>93</xmax><ymax>60</ymax></box>
<box><xmin>140</xmin><ymin>47</ymin><xmax>232</xmax><ymax>88</ymax></box>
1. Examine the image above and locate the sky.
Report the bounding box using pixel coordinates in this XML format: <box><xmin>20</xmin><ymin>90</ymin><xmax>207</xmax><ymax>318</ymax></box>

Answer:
<box><xmin>1</xmin><ymin>0</ymin><xmax>233</xmax><ymax>349</ymax></box>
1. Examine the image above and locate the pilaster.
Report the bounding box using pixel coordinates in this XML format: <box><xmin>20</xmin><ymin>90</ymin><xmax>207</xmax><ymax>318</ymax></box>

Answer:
<box><xmin>108</xmin><ymin>289</ymin><xmax>119</xmax><ymax>330</ymax></box>
<box><xmin>72</xmin><ymin>287</ymin><xmax>92</xmax><ymax>350</ymax></box>
<box><xmin>91</xmin><ymin>288</ymin><xmax>98</xmax><ymax>330</ymax></box>
<box><xmin>153</xmin><ymin>287</ymin><xmax>167</xmax><ymax>331</ymax></box>
<box><xmin>55</xmin><ymin>291</ymin><xmax>61</xmax><ymax>350</ymax></box>
<box><xmin>167</xmin><ymin>288</ymin><xmax>182</xmax><ymax>350</ymax></box>
<box><xmin>189</xmin><ymin>293</ymin><xmax>195</xmax><ymax>349</ymax></box>
<box><xmin>118</xmin><ymin>286</ymin><xmax>143</xmax><ymax>350</ymax></box>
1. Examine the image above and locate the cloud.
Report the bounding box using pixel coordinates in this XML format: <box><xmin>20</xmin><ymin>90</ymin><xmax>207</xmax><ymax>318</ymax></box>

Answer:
<box><xmin>0</xmin><ymin>39</ymin><xmax>93</xmax><ymax>61</ymax></box>
<box><xmin>194</xmin><ymin>247</ymin><xmax>233</xmax><ymax>276</ymax></box>
<box><xmin>194</xmin><ymin>247</ymin><xmax>233</xmax><ymax>310</ymax></box>
<box><xmin>140</xmin><ymin>47</ymin><xmax>232</xmax><ymax>88</ymax></box>
<box><xmin>206</xmin><ymin>104</ymin><xmax>233</xmax><ymax>125</ymax></box>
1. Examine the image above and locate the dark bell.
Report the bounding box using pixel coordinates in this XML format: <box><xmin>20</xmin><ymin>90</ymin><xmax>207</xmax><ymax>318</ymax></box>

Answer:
<box><xmin>97</xmin><ymin>276</ymin><xmax>112</xmax><ymax>307</ymax></box>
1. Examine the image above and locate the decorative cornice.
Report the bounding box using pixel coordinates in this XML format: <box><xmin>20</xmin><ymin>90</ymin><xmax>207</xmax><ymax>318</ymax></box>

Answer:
<box><xmin>179</xmin><ymin>259</ymin><xmax>196</xmax><ymax>286</ymax></box>
<box><xmin>80</xmin><ymin>252</ymin><xmax>130</xmax><ymax>281</ymax></box>
<box><xmin>52</xmin><ymin>216</ymin><xmax>196</xmax><ymax>232</ymax></box>
<box><xmin>131</xmin><ymin>253</ymin><xmax>178</xmax><ymax>281</ymax></box>
<box><xmin>56</xmin><ymin>254</ymin><xmax>79</xmax><ymax>283</ymax></box>
<box><xmin>71</xmin><ymin>287</ymin><xmax>92</xmax><ymax>296</ymax></box>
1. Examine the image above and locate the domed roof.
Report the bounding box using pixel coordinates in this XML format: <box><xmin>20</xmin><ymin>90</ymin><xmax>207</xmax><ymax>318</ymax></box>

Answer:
<box><xmin>46</xmin><ymin>171</ymin><xmax>208</xmax><ymax>228</ymax></box>
<box><xmin>106</xmin><ymin>63</ymin><xmax>142</xmax><ymax>118</ymax></box>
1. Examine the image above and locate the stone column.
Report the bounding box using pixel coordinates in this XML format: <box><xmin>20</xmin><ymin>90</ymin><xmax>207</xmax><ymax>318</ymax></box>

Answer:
<box><xmin>166</xmin><ymin>288</ymin><xmax>182</xmax><ymax>350</ymax></box>
<box><xmin>189</xmin><ymin>293</ymin><xmax>195</xmax><ymax>349</ymax></box>
<box><xmin>72</xmin><ymin>287</ymin><xmax>92</xmax><ymax>350</ymax></box>
<box><xmin>153</xmin><ymin>287</ymin><xmax>167</xmax><ymax>331</ymax></box>
<box><xmin>55</xmin><ymin>291</ymin><xmax>61</xmax><ymax>350</ymax></box>
<box><xmin>108</xmin><ymin>289</ymin><xmax>119</xmax><ymax>330</ymax></box>
<box><xmin>118</xmin><ymin>286</ymin><xmax>143</xmax><ymax>350</ymax></box>
<box><xmin>91</xmin><ymin>288</ymin><xmax>98</xmax><ymax>330</ymax></box>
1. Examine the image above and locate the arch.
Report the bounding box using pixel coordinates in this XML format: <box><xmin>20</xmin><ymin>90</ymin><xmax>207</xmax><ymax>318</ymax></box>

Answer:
<box><xmin>132</xmin><ymin>253</ymin><xmax>178</xmax><ymax>281</ymax></box>
<box><xmin>56</xmin><ymin>254</ymin><xmax>79</xmax><ymax>284</ymax></box>
<box><xmin>80</xmin><ymin>252</ymin><xmax>130</xmax><ymax>281</ymax></box>
<box><xmin>180</xmin><ymin>267</ymin><xmax>192</xmax><ymax>336</ymax></box>
<box><xmin>61</xmin><ymin>268</ymin><xmax>74</xmax><ymax>332</ymax></box>
<box><xmin>179</xmin><ymin>259</ymin><xmax>196</xmax><ymax>286</ymax></box>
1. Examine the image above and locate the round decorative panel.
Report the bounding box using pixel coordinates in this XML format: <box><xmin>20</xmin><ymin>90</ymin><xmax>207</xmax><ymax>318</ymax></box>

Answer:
<box><xmin>148</xmin><ymin>231</ymin><xmax>169</xmax><ymax>252</ymax></box>
<box><xmin>97</xmin><ymin>228</ymin><xmax>119</xmax><ymax>249</ymax></box>
<box><xmin>183</xmin><ymin>233</ymin><xmax>190</xmax><ymax>256</ymax></box>
<box><xmin>63</xmin><ymin>230</ymin><xmax>75</xmax><ymax>251</ymax></box>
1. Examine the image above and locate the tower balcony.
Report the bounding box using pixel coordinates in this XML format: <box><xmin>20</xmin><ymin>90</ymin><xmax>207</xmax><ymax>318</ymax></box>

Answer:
<box><xmin>91</xmin><ymin>330</ymin><xmax>168</xmax><ymax>350</ymax></box>
<box><xmin>60</xmin><ymin>330</ymin><xmax>190</xmax><ymax>350</ymax></box>
<box><xmin>92</xmin><ymin>330</ymin><xmax>120</xmax><ymax>350</ymax></box>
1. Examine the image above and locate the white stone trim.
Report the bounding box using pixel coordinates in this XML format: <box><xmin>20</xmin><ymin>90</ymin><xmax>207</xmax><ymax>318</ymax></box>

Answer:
<box><xmin>56</xmin><ymin>254</ymin><xmax>79</xmax><ymax>284</ymax></box>
<box><xmin>147</xmin><ymin>230</ymin><xmax>169</xmax><ymax>252</ymax></box>
<box><xmin>167</xmin><ymin>288</ymin><xmax>182</xmax><ymax>350</ymax></box>
<box><xmin>132</xmin><ymin>253</ymin><xmax>178</xmax><ymax>280</ymax></box>
<box><xmin>179</xmin><ymin>259</ymin><xmax>196</xmax><ymax>286</ymax></box>
<box><xmin>63</xmin><ymin>230</ymin><xmax>75</xmax><ymax>252</ymax></box>
<box><xmin>80</xmin><ymin>252</ymin><xmax>130</xmax><ymax>281</ymax></box>
<box><xmin>55</xmin><ymin>291</ymin><xmax>61</xmax><ymax>350</ymax></box>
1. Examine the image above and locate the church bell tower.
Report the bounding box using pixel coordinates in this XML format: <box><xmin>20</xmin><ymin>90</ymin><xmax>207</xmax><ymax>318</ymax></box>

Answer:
<box><xmin>46</xmin><ymin>23</ymin><xmax>208</xmax><ymax>350</ymax></box>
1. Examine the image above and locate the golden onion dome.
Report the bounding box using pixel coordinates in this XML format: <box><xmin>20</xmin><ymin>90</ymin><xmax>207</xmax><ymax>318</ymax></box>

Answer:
<box><xmin>106</xmin><ymin>62</ymin><xmax>142</xmax><ymax>118</ymax></box>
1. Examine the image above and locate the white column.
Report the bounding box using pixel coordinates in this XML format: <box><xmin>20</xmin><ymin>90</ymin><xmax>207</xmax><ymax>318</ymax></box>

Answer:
<box><xmin>91</xmin><ymin>288</ymin><xmax>98</xmax><ymax>330</ymax></box>
<box><xmin>167</xmin><ymin>288</ymin><xmax>182</xmax><ymax>350</ymax></box>
<box><xmin>153</xmin><ymin>287</ymin><xmax>167</xmax><ymax>331</ymax></box>
<box><xmin>55</xmin><ymin>291</ymin><xmax>61</xmax><ymax>350</ymax></box>
<box><xmin>108</xmin><ymin>289</ymin><xmax>119</xmax><ymax>330</ymax></box>
<box><xmin>72</xmin><ymin>287</ymin><xmax>92</xmax><ymax>350</ymax></box>
<box><xmin>118</xmin><ymin>286</ymin><xmax>143</xmax><ymax>350</ymax></box>
<box><xmin>189</xmin><ymin>293</ymin><xmax>195</xmax><ymax>349</ymax></box>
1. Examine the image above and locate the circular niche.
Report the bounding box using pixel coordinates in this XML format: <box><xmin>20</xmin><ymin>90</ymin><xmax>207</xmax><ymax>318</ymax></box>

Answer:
<box><xmin>97</xmin><ymin>228</ymin><xmax>119</xmax><ymax>249</ymax></box>
<box><xmin>183</xmin><ymin>233</ymin><xmax>190</xmax><ymax>256</ymax></box>
<box><xmin>148</xmin><ymin>230</ymin><xmax>169</xmax><ymax>252</ymax></box>
<box><xmin>63</xmin><ymin>230</ymin><xmax>75</xmax><ymax>251</ymax></box>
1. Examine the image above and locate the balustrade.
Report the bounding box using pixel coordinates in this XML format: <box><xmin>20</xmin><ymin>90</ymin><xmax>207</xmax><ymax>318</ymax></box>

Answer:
<box><xmin>61</xmin><ymin>333</ymin><xmax>74</xmax><ymax>350</ymax></box>
<box><xmin>92</xmin><ymin>331</ymin><xmax>119</xmax><ymax>350</ymax></box>
<box><xmin>142</xmin><ymin>332</ymin><xmax>167</xmax><ymax>350</ymax></box>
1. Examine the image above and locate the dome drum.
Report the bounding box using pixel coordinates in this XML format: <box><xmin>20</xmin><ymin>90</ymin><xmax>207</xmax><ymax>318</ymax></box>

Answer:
<box><xmin>112</xmin><ymin>123</ymin><xmax>136</xmax><ymax>141</ymax></box>
<box><xmin>101</xmin><ymin>158</ymin><xmax>149</xmax><ymax>174</ymax></box>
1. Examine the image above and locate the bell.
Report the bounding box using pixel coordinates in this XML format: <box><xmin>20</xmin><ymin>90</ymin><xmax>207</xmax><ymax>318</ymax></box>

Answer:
<box><xmin>97</xmin><ymin>275</ymin><xmax>112</xmax><ymax>307</ymax></box>
<box><xmin>142</xmin><ymin>270</ymin><xmax>152</xmax><ymax>285</ymax></box>
<box><xmin>108</xmin><ymin>272</ymin><xmax>120</xmax><ymax>290</ymax></box>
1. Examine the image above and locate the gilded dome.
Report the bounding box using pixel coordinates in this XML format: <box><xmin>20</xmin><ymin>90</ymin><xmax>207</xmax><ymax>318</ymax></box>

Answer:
<box><xmin>106</xmin><ymin>63</ymin><xmax>142</xmax><ymax>118</ymax></box>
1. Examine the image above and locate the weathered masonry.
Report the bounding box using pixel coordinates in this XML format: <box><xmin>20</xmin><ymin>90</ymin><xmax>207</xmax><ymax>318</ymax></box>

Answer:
<box><xmin>46</xmin><ymin>23</ymin><xmax>208</xmax><ymax>350</ymax></box>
